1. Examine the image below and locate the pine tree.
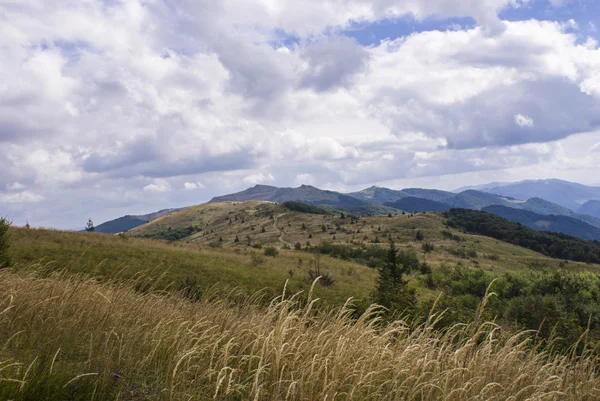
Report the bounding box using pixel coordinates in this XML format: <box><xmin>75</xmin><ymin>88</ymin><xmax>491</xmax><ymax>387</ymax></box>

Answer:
<box><xmin>374</xmin><ymin>239</ymin><xmax>416</xmax><ymax>313</ymax></box>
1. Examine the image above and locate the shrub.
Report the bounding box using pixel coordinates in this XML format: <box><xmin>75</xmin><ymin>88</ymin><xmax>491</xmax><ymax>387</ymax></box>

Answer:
<box><xmin>264</xmin><ymin>247</ymin><xmax>279</xmax><ymax>257</ymax></box>
<box><xmin>0</xmin><ymin>217</ymin><xmax>11</xmax><ymax>268</ymax></box>
<box><xmin>422</xmin><ymin>242</ymin><xmax>435</xmax><ymax>253</ymax></box>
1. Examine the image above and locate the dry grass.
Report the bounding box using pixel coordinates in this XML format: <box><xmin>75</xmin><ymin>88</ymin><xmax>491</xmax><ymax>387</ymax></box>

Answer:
<box><xmin>1</xmin><ymin>266</ymin><xmax>599</xmax><ymax>400</ymax></box>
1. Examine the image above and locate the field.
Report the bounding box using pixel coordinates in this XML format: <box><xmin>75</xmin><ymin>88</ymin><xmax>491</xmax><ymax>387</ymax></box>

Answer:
<box><xmin>4</xmin><ymin>209</ymin><xmax>600</xmax><ymax>399</ymax></box>
<box><xmin>9</xmin><ymin>227</ymin><xmax>376</xmax><ymax>309</ymax></box>
<box><xmin>2</xmin><ymin>266</ymin><xmax>600</xmax><ymax>400</ymax></box>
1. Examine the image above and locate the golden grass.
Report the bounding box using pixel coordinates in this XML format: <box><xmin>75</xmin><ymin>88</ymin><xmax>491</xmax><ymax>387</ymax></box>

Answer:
<box><xmin>9</xmin><ymin>227</ymin><xmax>378</xmax><ymax>308</ymax></box>
<box><xmin>1</xmin><ymin>266</ymin><xmax>599</xmax><ymax>400</ymax></box>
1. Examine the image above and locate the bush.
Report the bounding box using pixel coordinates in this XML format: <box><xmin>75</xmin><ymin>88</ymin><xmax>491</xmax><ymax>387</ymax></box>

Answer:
<box><xmin>422</xmin><ymin>242</ymin><xmax>435</xmax><ymax>253</ymax></box>
<box><xmin>264</xmin><ymin>247</ymin><xmax>279</xmax><ymax>257</ymax></box>
<box><xmin>0</xmin><ymin>217</ymin><xmax>11</xmax><ymax>268</ymax></box>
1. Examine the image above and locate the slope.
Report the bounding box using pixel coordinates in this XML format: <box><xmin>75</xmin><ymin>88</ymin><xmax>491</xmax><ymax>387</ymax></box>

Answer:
<box><xmin>128</xmin><ymin>201</ymin><xmax>599</xmax><ymax>273</ymax></box>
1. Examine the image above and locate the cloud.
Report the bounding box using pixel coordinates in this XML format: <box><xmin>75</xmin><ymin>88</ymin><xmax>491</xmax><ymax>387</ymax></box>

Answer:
<box><xmin>0</xmin><ymin>191</ymin><xmax>44</xmax><ymax>204</ymax></box>
<box><xmin>143</xmin><ymin>179</ymin><xmax>172</xmax><ymax>193</ymax></box>
<box><xmin>7</xmin><ymin>182</ymin><xmax>25</xmax><ymax>190</ymax></box>
<box><xmin>592</xmin><ymin>143</ymin><xmax>600</xmax><ymax>153</ymax></box>
<box><xmin>515</xmin><ymin>114</ymin><xmax>534</xmax><ymax>128</ymax></box>
<box><xmin>299</xmin><ymin>36</ymin><xmax>369</xmax><ymax>91</ymax></box>
<box><xmin>1</xmin><ymin>1</ymin><xmax>600</xmax><ymax>228</ymax></box>
<box><xmin>184</xmin><ymin>182</ymin><xmax>205</xmax><ymax>190</ymax></box>
<box><xmin>243</xmin><ymin>173</ymin><xmax>275</xmax><ymax>185</ymax></box>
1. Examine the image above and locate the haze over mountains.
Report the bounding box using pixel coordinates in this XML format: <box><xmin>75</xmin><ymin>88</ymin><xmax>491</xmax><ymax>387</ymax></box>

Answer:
<box><xmin>97</xmin><ymin>179</ymin><xmax>600</xmax><ymax>241</ymax></box>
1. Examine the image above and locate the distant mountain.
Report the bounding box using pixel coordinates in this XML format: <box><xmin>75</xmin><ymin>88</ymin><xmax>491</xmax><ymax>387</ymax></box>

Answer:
<box><xmin>385</xmin><ymin>197</ymin><xmax>451</xmax><ymax>213</ymax></box>
<box><xmin>463</xmin><ymin>179</ymin><xmax>600</xmax><ymax>211</ymax></box>
<box><xmin>210</xmin><ymin>183</ymin><xmax>600</xmax><ymax>233</ymax></box>
<box><xmin>210</xmin><ymin>184</ymin><xmax>368</xmax><ymax>208</ymax></box>
<box><xmin>481</xmin><ymin>205</ymin><xmax>600</xmax><ymax>241</ymax></box>
<box><xmin>448</xmin><ymin>190</ymin><xmax>515</xmax><ymax>209</ymax></box>
<box><xmin>579</xmin><ymin>201</ymin><xmax>600</xmax><ymax>219</ymax></box>
<box><xmin>95</xmin><ymin>209</ymin><xmax>179</xmax><ymax>234</ymax></box>
<box><xmin>347</xmin><ymin>186</ymin><xmax>410</xmax><ymax>204</ymax></box>
<box><xmin>402</xmin><ymin>188</ymin><xmax>455</xmax><ymax>203</ymax></box>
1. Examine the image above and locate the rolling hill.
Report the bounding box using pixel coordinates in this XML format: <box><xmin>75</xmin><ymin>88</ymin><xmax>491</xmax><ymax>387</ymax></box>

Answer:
<box><xmin>126</xmin><ymin>200</ymin><xmax>600</xmax><ymax>272</ymax></box>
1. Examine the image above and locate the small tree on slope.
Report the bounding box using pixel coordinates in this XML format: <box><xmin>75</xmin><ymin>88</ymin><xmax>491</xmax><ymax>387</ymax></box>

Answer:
<box><xmin>0</xmin><ymin>217</ymin><xmax>11</xmax><ymax>268</ymax></box>
<box><xmin>374</xmin><ymin>239</ymin><xmax>416</xmax><ymax>314</ymax></box>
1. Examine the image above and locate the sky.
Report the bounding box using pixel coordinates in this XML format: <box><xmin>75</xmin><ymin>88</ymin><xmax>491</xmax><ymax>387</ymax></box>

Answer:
<box><xmin>1</xmin><ymin>0</ymin><xmax>600</xmax><ymax>229</ymax></box>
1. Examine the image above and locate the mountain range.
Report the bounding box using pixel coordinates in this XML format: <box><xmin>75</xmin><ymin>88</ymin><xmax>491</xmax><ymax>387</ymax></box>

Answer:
<box><xmin>96</xmin><ymin>179</ymin><xmax>600</xmax><ymax>240</ymax></box>
<box><xmin>455</xmin><ymin>179</ymin><xmax>600</xmax><ymax>212</ymax></box>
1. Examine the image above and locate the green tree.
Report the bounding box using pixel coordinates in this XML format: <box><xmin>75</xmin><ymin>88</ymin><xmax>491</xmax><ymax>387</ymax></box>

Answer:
<box><xmin>415</xmin><ymin>230</ymin><xmax>424</xmax><ymax>241</ymax></box>
<box><xmin>0</xmin><ymin>217</ymin><xmax>11</xmax><ymax>268</ymax></box>
<box><xmin>374</xmin><ymin>239</ymin><xmax>416</xmax><ymax>313</ymax></box>
<box><xmin>85</xmin><ymin>218</ymin><xmax>95</xmax><ymax>232</ymax></box>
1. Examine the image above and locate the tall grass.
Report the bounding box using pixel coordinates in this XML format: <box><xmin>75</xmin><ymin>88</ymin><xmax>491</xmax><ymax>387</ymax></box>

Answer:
<box><xmin>1</xmin><ymin>266</ymin><xmax>599</xmax><ymax>400</ymax></box>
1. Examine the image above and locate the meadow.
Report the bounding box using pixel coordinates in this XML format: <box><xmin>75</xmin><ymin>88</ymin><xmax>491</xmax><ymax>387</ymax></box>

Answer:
<box><xmin>2</xmin><ymin>266</ymin><xmax>600</xmax><ymax>400</ymax></box>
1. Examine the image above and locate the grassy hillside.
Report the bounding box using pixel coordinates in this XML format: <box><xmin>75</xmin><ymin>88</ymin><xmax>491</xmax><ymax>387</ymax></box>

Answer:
<box><xmin>3</xmin><ymin>267</ymin><xmax>600</xmax><ymax>400</ymax></box>
<box><xmin>9</xmin><ymin>226</ymin><xmax>376</xmax><ymax>308</ymax></box>
<box><xmin>128</xmin><ymin>201</ymin><xmax>598</xmax><ymax>273</ymax></box>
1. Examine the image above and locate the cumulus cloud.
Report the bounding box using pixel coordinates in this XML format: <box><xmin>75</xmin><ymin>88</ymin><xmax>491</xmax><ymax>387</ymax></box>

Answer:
<box><xmin>184</xmin><ymin>182</ymin><xmax>206</xmax><ymax>190</ymax></box>
<box><xmin>0</xmin><ymin>191</ymin><xmax>44</xmax><ymax>204</ymax></box>
<box><xmin>1</xmin><ymin>0</ymin><xmax>600</xmax><ymax>228</ymax></box>
<box><xmin>243</xmin><ymin>173</ymin><xmax>275</xmax><ymax>185</ymax></box>
<box><xmin>515</xmin><ymin>114</ymin><xmax>535</xmax><ymax>128</ymax></box>
<box><xmin>143</xmin><ymin>179</ymin><xmax>172</xmax><ymax>193</ymax></box>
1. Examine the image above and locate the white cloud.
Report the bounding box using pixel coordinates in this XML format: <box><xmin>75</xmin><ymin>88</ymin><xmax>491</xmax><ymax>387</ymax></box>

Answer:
<box><xmin>514</xmin><ymin>114</ymin><xmax>535</xmax><ymax>128</ymax></box>
<box><xmin>184</xmin><ymin>182</ymin><xmax>206</xmax><ymax>190</ymax></box>
<box><xmin>7</xmin><ymin>182</ymin><xmax>25</xmax><ymax>190</ymax></box>
<box><xmin>591</xmin><ymin>143</ymin><xmax>600</xmax><ymax>153</ymax></box>
<box><xmin>143</xmin><ymin>179</ymin><xmax>172</xmax><ymax>193</ymax></box>
<box><xmin>0</xmin><ymin>191</ymin><xmax>44</xmax><ymax>204</ymax></box>
<box><xmin>1</xmin><ymin>1</ymin><xmax>600</xmax><ymax>228</ymax></box>
<box><xmin>243</xmin><ymin>173</ymin><xmax>275</xmax><ymax>185</ymax></box>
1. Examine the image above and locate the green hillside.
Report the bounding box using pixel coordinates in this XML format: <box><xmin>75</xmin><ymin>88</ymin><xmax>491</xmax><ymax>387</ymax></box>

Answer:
<box><xmin>446</xmin><ymin>208</ymin><xmax>600</xmax><ymax>263</ymax></box>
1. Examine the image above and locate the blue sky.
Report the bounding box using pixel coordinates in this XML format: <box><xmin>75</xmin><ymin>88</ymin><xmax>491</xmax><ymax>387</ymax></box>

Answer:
<box><xmin>345</xmin><ymin>0</ymin><xmax>599</xmax><ymax>46</ymax></box>
<box><xmin>1</xmin><ymin>0</ymin><xmax>600</xmax><ymax>229</ymax></box>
